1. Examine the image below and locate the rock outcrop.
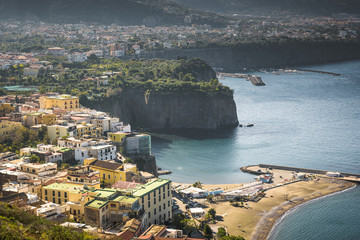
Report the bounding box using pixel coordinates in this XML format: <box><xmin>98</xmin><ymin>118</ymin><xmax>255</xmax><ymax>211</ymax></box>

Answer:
<box><xmin>88</xmin><ymin>89</ymin><xmax>238</xmax><ymax>130</ymax></box>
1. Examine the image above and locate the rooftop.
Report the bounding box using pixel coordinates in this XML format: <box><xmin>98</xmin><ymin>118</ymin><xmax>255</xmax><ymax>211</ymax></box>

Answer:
<box><xmin>86</xmin><ymin>199</ymin><xmax>109</xmax><ymax>209</ymax></box>
<box><xmin>43</xmin><ymin>182</ymin><xmax>87</xmax><ymax>193</ymax></box>
<box><xmin>133</xmin><ymin>179</ymin><xmax>171</xmax><ymax>197</ymax></box>
<box><xmin>90</xmin><ymin>160</ymin><xmax>122</xmax><ymax>171</ymax></box>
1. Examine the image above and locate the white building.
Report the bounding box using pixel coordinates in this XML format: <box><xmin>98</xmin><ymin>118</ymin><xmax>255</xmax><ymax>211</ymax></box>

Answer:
<box><xmin>67</xmin><ymin>52</ymin><xmax>87</xmax><ymax>62</ymax></box>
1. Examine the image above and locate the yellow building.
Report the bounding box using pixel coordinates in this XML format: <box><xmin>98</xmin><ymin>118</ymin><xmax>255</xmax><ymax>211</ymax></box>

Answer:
<box><xmin>42</xmin><ymin>114</ymin><xmax>57</xmax><ymax>125</ymax></box>
<box><xmin>0</xmin><ymin>103</ymin><xmax>16</xmax><ymax>117</ymax></box>
<box><xmin>40</xmin><ymin>94</ymin><xmax>79</xmax><ymax>110</ymax></box>
<box><xmin>0</xmin><ymin>120</ymin><xmax>22</xmax><ymax>141</ymax></box>
<box><xmin>66</xmin><ymin>165</ymin><xmax>101</xmax><ymax>189</ymax></box>
<box><xmin>76</xmin><ymin>122</ymin><xmax>102</xmax><ymax>138</ymax></box>
<box><xmin>84</xmin><ymin>158</ymin><xmax>137</xmax><ymax>186</ymax></box>
<box><xmin>108</xmin><ymin>132</ymin><xmax>127</xmax><ymax>143</ymax></box>
<box><xmin>47</xmin><ymin>123</ymin><xmax>77</xmax><ymax>141</ymax></box>
<box><xmin>41</xmin><ymin>182</ymin><xmax>90</xmax><ymax>205</ymax></box>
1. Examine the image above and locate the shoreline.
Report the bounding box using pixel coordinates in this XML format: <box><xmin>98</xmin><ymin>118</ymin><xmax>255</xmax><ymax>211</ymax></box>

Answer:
<box><xmin>266</xmin><ymin>184</ymin><xmax>357</xmax><ymax>240</ymax></box>
<box><xmin>174</xmin><ymin>178</ymin><xmax>356</xmax><ymax>240</ymax></box>
<box><xmin>250</xmin><ymin>180</ymin><xmax>356</xmax><ymax>240</ymax></box>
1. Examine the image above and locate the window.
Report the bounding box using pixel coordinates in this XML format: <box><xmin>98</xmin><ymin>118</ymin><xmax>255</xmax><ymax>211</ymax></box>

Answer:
<box><xmin>64</xmin><ymin>192</ymin><xmax>67</xmax><ymax>198</ymax></box>
<box><xmin>164</xmin><ymin>213</ymin><xmax>166</xmax><ymax>220</ymax></box>
<box><xmin>154</xmin><ymin>197</ymin><xmax>156</xmax><ymax>205</ymax></box>
<box><xmin>65</xmin><ymin>199</ymin><xmax>68</xmax><ymax>202</ymax></box>
<box><xmin>45</xmin><ymin>197</ymin><xmax>48</xmax><ymax>201</ymax></box>
<box><xmin>159</xmin><ymin>206</ymin><xmax>161</xmax><ymax>212</ymax></box>
<box><xmin>159</xmin><ymin>195</ymin><xmax>161</xmax><ymax>201</ymax></box>
<box><xmin>168</xmin><ymin>211</ymin><xmax>170</xmax><ymax>218</ymax></box>
<box><xmin>154</xmin><ymin>208</ymin><xmax>156</xmax><ymax>215</ymax></box>
<box><xmin>78</xmin><ymin>210</ymin><xmax>80</xmax><ymax>215</ymax></box>
<box><xmin>168</xmin><ymin>191</ymin><xmax>170</xmax><ymax>197</ymax></box>
<box><xmin>111</xmin><ymin>204</ymin><xmax>116</xmax><ymax>208</ymax></box>
<box><xmin>53</xmin><ymin>198</ymin><xmax>55</xmax><ymax>203</ymax></box>
<box><xmin>52</xmin><ymin>191</ymin><xmax>55</xmax><ymax>196</ymax></box>
<box><xmin>154</xmin><ymin>219</ymin><xmax>157</xmax><ymax>224</ymax></box>
<box><xmin>108</xmin><ymin>174</ymin><xmax>110</xmax><ymax>179</ymax></box>
<box><xmin>142</xmin><ymin>197</ymin><xmax>144</xmax><ymax>204</ymax></box>
<box><xmin>58</xmin><ymin>192</ymin><xmax>61</xmax><ymax>197</ymax></box>
<box><xmin>45</xmin><ymin>190</ymin><xmax>47</xmax><ymax>195</ymax></box>
<box><xmin>103</xmin><ymin>174</ymin><xmax>105</xmax><ymax>179</ymax></box>
<box><xmin>163</xmin><ymin>186</ymin><xmax>165</xmax><ymax>191</ymax></box>
<box><xmin>148</xmin><ymin>212</ymin><xmax>151</xmax><ymax>218</ymax></box>
<box><xmin>148</xmin><ymin>201</ymin><xmax>150</xmax><ymax>208</ymax></box>
<box><xmin>164</xmin><ymin>203</ymin><xmax>166</xmax><ymax>209</ymax></box>
<box><xmin>163</xmin><ymin>193</ymin><xmax>165</xmax><ymax>199</ymax></box>
<box><xmin>58</xmin><ymin>199</ymin><xmax>61</xmax><ymax>204</ymax></box>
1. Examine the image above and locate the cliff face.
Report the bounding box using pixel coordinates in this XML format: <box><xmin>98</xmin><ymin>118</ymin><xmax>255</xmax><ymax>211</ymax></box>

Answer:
<box><xmin>128</xmin><ymin>41</ymin><xmax>360</xmax><ymax>72</ymax></box>
<box><xmin>89</xmin><ymin>89</ymin><xmax>238</xmax><ymax>130</ymax></box>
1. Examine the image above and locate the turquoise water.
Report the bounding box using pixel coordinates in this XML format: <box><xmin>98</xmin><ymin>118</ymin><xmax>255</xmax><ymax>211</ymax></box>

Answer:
<box><xmin>151</xmin><ymin>60</ymin><xmax>360</xmax><ymax>239</ymax></box>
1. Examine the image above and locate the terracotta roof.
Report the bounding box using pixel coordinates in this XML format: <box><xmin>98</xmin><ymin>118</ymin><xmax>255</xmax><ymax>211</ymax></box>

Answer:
<box><xmin>90</xmin><ymin>160</ymin><xmax>122</xmax><ymax>170</ymax></box>
<box><xmin>118</xmin><ymin>229</ymin><xmax>135</xmax><ymax>240</ymax></box>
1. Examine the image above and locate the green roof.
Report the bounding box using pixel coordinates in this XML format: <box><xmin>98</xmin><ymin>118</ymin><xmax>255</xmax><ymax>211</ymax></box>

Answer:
<box><xmin>86</xmin><ymin>199</ymin><xmax>109</xmax><ymax>209</ymax></box>
<box><xmin>113</xmin><ymin>195</ymin><xmax>138</xmax><ymax>204</ymax></box>
<box><xmin>133</xmin><ymin>179</ymin><xmax>171</xmax><ymax>197</ymax></box>
<box><xmin>43</xmin><ymin>183</ymin><xmax>86</xmax><ymax>193</ymax></box>
<box><xmin>92</xmin><ymin>189</ymin><xmax>117</xmax><ymax>199</ymax></box>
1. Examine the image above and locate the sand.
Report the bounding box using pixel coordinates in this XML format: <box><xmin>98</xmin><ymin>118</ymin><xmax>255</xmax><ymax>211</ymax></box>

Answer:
<box><xmin>177</xmin><ymin>179</ymin><xmax>354</xmax><ymax>240</ymax></box>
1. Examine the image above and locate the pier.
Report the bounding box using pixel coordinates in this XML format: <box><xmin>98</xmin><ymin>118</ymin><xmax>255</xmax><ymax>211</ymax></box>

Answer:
<box><xmin>296</xmin><ymin>69</ymin><xmax>341</xmax><ymax>76</ymax></box>
<box><xmin>217</xmin><ymin>72</ymin><xmax>266</xmax><ymax>86</ymax></box>
<box><xmin>241</xmin><ymin>164</ymin><xmax>360</xmax><ymax>183</ymax></box>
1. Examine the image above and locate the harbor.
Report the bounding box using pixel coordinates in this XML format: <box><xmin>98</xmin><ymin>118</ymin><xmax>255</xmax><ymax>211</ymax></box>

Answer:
<box><xmin>217</xmin><ymin>72</ymin><xmax>266</xmax><ymax>86</ymax></box>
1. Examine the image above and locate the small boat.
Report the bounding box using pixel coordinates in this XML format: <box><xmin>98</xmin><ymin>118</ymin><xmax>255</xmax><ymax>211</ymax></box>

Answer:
<box><xmin>246</xmin><ymin>123</ymin><xmax>254</xmax><ymax>127</ymax></box>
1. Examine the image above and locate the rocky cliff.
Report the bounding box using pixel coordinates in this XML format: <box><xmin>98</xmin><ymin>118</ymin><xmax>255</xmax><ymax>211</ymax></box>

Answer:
<box><xmin>128</xmin><ymin>41</ymin><xmax>360</xmax><ymax>72</ymax></box>
<box><xmin>88</xmin><ymin>89</ymin><xmax>238</xmax><ymax>130</ymax></box>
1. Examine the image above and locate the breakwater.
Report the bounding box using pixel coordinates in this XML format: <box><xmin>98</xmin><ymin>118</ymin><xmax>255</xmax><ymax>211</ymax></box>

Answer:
<box><xmin>218</xmin><ymin>72</ymin><xmax>265</xmax><ymax>86</ymax></box>
<box><xmin>296</xmin><ymin>69</ymin><xmax>341</xmax><ymax>76</ymax></box>
<box><xmin>242</xmin><ymin>164</ymin><xmax>360</xmax><ymax>179</ymax></box>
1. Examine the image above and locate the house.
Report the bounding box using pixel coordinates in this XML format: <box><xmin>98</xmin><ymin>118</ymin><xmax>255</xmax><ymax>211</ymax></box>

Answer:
<box><xmin>19</xmin><ymin>162</ymin><xmax>58</xmax><ymax>177</ymax></box>
<box><xmin>67</xmin><ymin>52</ymin><xmax>87</xmax><ymax>62</ymax></box>
<box><xmin>0</xmin><ymin>120</ymin><xmax>22</xmax><ymax>141</ymax></box>
<box><xmin>84</xmin><ymin>158</ymin><xmax>137</xmax><ymax>186</ymax></box>
<box><xmin>66</xmin><ymin>165</ymin><xmax>100</xmax><ymax>188</ymax></box>
<box><xmin>40</xmin><ymin>94</ymin><xmax>79</xmax><ymax>110</ymax></box>
<box><xmin>47</xmin><ymin>47</ymin><xmax>66</xmax><ymax>56</ymax></box>
<box><xmin>125</xmin><ymin>134</ymin><xmax>151</xmax><ymax>155</ymax></box>
<box><xmin>189</xmin><ymin>208</ymin><xmax>206</xmax><ymax>219</ymax></box>
<box><xmin>259</xmin><ymin>174</ymin><xmax>272</xmax><ymax>183</ymax></box>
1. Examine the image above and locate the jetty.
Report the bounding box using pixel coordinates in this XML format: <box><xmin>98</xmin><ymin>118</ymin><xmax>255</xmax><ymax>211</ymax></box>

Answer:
<box><xmin>217</xmin><ymin>72</ymin><xmax>266</xmax><ymax>86</ymax></box>
<box><xmin>296</xmin><ymin>69</ymin><xmax>341</xmax><ymax>76</ymax></box>
<box><xmin>157</xmin><ymin>170</ymin><xmax>172</xmax><ymax>175</ymax></box>
<box><xmin>241</xmin><ymin>164</ymin><xmax>360</xmax><ymax>183</ymax></box>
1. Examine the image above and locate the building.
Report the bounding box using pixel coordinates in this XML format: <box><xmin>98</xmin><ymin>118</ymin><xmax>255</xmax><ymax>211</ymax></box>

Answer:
<box><xmin>125</xmin><ymin>134</ymin><xmax>151</xmax><ymax>155</ymax></box>
<box><xmin>76</xmin><ymin>122</ymin><xmax>102</xmax><ymax>138</ymax></box>
<box><xmin>0</xmin><ymin>103</ymin><xmax>16</xmax><ymax>117</ymax></box>
<box><xmin>39</xmin><ymin>94</ymin><xmax>79</xmax><ymax>110</ymax></box>
<box><xmin>47</xmin><ymin>47</ymin><xmax>66</xmax><ymax>56</ymax></box>
<box><xmin>0</xmin><ymin>120</ymin><xmax>22</xmax><ymax>141</ymax></box>
<box><xmin>22</xmin><ymin>113</ymin><xmax>56</xmax><ymax>127</ymax></box>
<box><xmin>66</xmin><ymin>165</ymin><xmax>100</xmax><ymax>189</ymax></box>
<box><xmin>67</xmin><ymin>52</ymin><xmax>87</xmax><ymax>62</ymax></box>
<box><xmin>132</xmin><ymin>178</ymin><xmax>172</xmax><ymax>227</ymax></box>
<box><xmin>47</xmin><ymin>123</ymin><xmax>77</xmax><ymax>141</ymax></box>
<box><xmin>88</xmin><ymin>144</ymin><xmax>116</xmax><ymax>161</ymax></box>
<box><xmin>84</xmin><ymin>158</ymin><xmax>138</xmax><ymax>186</ymax></box>
<box><xmin>84</xmin><ymin>188</ymin><xmax>142</xmax><ymax>228</ymax></box>
<box><xmin>41</xmin><ymin>182</ymin><xmax>89</xmax><ymax>205</ymax></box>
<box><xmin>19</xmin><ymin>162</ymin><xmax>57</xmax><ymax>177</ymax></box>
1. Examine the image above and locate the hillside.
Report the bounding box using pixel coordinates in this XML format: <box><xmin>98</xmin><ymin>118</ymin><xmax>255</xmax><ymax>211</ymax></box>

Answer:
<box><xmin>0</xmin><ymin>202</ymin><xmax>97</xmax><ymax>239</ymax></box>
<box><xmin>173</xmin><ymin>0</ymin><xmax>360</xmax><ymax>16</ymax></box>
<box><xmin>0</xmin><ymin>0</ymin><xmax>229</xmax><ymax>27</ymax></box>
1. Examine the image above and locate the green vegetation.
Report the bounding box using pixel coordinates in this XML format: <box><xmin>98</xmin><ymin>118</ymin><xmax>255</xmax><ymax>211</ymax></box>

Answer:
<box><xmin>0</xmin><ymin>202</ymin><xmax>97</xmax><ymax>240</ymax></box>
<box><xmin>192</xmin><ymin>181</ymin><xmax>203</xmax><ymax>188</ymax></box>
<box><xmin>203</xmin><ymin>224</ymin><xmax>213</xmax><ymax>239</ymax></box>
<box><xmin>217</xmin><ymin>227</ymin><xmax>227</xmax><ymax>238</ymax></box>
<box><xmin>1</xmin><ymin>58</ymin><xmax>232</xmax><ymax>101</ymax></box>
<box><xmin>0</xmin><ymin>126</ymin><xmax>50</xmax><ymax>153</ymax></box>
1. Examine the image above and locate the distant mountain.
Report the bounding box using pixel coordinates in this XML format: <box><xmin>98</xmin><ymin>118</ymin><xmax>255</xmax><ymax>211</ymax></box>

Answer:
<box><xmin>172</xmin><ymin>0</ymin><xmax>360</xmax><ymax>16</ymax></box>
<box><xmin>0</xmin><ymin>0</ymin><xmax>229</xmax><ymax>26</ymax></box>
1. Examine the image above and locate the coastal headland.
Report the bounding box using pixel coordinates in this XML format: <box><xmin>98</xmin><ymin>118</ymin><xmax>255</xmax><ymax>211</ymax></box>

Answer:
<box><xmin>173</xmin><ymin>166</ymin><xmax>356</xmax><ymax>240</ymax></box>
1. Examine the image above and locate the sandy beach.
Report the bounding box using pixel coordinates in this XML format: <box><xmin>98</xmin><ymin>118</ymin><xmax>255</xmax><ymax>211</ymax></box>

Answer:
<box><xmin>174</xmin><ymin>178</ymin><xmax>355</xmax><ymax>240</ymax></box>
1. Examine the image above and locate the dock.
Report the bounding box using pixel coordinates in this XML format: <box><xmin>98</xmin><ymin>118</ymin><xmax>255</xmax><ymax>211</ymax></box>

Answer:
<box><xmin>241</xmin><ymin>164</ymin><xmax>360</xmax><ymax>183</ymax></box>
<box><xmin>217</xmin><ymin>72</ymin><xmax>266</xmax><ymax>86</ymax></box>
<box><xmin>296</xmin><ymin>69</ymin><xmax>341</xmax><ymax>76</ymax></box>
<box><xmin>157</xmin><ymin>170</ymin><xmax>172</xmax><ymax>175</ymax></box>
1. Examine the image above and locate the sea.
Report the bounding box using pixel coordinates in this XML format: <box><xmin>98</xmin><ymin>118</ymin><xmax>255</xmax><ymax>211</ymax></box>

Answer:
<box><xmin>151</xmin><ymin>60</ymin><xmax>360</xmax><ymax>239</ymax></box>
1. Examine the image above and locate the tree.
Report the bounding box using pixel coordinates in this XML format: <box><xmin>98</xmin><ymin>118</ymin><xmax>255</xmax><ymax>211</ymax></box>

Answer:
<box><xmin>87</xmin><ymin>54</ymin><xmax>100</xmax><ymax>64</ymax></box>
<box><xmin>208</xmin><ymin>208</ymin><xmax>216</xmax><ymax>220</ymax></box>
<box><xmin>207</xmin><ymin>194</ymin><xmax>213</xmax><ymax>202</ymax></box>
<box><xmin>193</xmin><ymin>181</ymin><xmax>202</xmax><ymax>188</ymax></box>
<box><xmin>203</xmin><ymin>224</ymin><xmax>213</xmax><ymax>239</ymax></box>
<box><xmin>217</xmin><ymin>227</ymin><xmax>227</xmax><ymax>238</ymax></box>
<box><xmin>30</xmin><ymin>154</ymin><xmax>40</xmax><ymax>163</ymax></box>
